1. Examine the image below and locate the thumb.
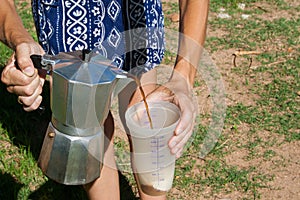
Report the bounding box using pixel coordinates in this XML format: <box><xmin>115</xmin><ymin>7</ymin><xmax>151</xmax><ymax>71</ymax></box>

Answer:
<box><xmin>15</xmin><ymin>44</ymin><xmax>35</xmax><ymax>77</ymax></box>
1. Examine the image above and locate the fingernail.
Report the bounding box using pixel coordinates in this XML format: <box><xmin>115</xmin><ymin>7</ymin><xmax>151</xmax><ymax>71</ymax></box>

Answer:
<box><xmin>17</xmin><ymin>96</ymin><xmax>23</xmax><ymax>105</ymax></box>
<box><xmin>175</xmin><ymin>128</ymin><xmax>182</xmax><ymax>135</ymax></box>
<box><xmin>23</xmin><ymin>67</ymin><xmax>34</xmax><ymax>77</ymax></box>
<box><xmin>172</xmin><ymin>147</ymin><xmax>179</xmax><ymax>154</ymax></box>
<box><xmin>169</xmin><ymin>141</ymin><xmax>176</xmax><ymax>148</ymax></box>
<box><xmin>176</xmin><ymin>152</ymin><xmax>182</xmax><ymax>159</ymax></box>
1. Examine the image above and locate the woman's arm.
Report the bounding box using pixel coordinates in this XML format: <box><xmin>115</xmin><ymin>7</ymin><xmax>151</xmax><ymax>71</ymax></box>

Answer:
<box><xmin>0</xmin><ymin>0</ymin><xmax>35</xmax><ymax>49</ymax></box>
<box><xmin>173</xmin><ymin>0</ymin><xmax>209</xmax><ymax>85</ymax></box>
<box><xmin>146</xmin><ymin>0</ymin><xmax>209</xmax><ymax>158</ymax></box>
<box><xmin>166</xmin><ymin>0</ymin><xmax>209</xmax><ymax>157</ymax></box>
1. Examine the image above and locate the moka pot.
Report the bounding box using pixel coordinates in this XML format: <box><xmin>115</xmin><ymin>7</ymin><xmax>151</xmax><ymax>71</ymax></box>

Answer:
<box><xmin>33</xmin><ymin>50</ymin><xmax>133</xmax><ymax>185</ymax></box>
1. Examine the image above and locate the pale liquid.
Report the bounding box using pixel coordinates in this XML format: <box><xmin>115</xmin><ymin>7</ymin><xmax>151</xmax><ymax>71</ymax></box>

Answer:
<box><xmin>129</xmin><ymin>75</ymin><xmax>175</xmax><ymax>193</ymax></box>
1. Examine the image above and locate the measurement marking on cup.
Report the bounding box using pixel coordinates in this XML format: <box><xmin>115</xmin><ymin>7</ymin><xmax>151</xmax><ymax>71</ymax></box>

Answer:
<box><xmin>151</xmin><ymin>134</ymin><xmax>167</xmax><ymax>187</ymax></box>
<box><xmin>128</xmin><ymin>101</ymin><xmax>180</xmax><ymax>193</ymax></box>
<box><xmin>153</xmin><ymin>135</ymin><xmax>168</xmax><ymax>187</ymax></box>
<box><xmin>156</xmin><ymin>137</ymin><xmax>160</xmax><ymax>184</ymax></box>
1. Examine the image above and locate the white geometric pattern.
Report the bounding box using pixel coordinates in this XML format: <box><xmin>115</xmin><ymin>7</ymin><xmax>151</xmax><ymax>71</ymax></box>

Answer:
<box><xmin>32</xmin><ymin>0</ymin><xmax>164</xmax><ymax>71</ymax></box>
<box><xmin>108</xmin><ymin>0</ymin><xmax>121</xmax><ymax>21</ymax></box>
<box><xmin>108</xmin><ymin>28</ymin><xmax>121</xmax><ymax>48</ymax></box>
<box><xmin>62</xmin><ymin>1</ymin><xmax>88</xmax><ymax>51</ymax></box>
<box><xmin>92</xmin><ymin>1</ymin><xmax>107</xmax><ymax>57</ymax></box>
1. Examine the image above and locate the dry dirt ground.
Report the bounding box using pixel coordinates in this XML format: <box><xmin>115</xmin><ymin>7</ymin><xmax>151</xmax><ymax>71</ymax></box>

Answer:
<box><xmin>203</xmin><ymin>2</ymin><xmax>299</xmax><ymax>200</ymax></box>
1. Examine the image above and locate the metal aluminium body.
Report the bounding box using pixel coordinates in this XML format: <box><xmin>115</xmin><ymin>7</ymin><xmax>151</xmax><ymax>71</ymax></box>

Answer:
<box><xmin>37</xmin><ymin>50</ymin><xmax>133</xmax><ymax>185</ymax></box>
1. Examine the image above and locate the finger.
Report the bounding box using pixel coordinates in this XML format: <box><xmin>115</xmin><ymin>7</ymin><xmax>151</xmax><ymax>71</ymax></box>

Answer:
<box><xmin>174</xmin><ymin>130</ymin><xmax>193</xmax><ymax>150</ymax></box>
<box><xmin>169</xmin><ymin>129</ymin><xmax>193</xmax><ymax>154</ymax></box>
<box><xmin>168</xmin><ymin>106</ymin><xmax>194</xmax><ymax>147</ymax></box>
<box><xmin>174</xmin><ymin>102</ymin><xmax>195</xmax><ymax>135</ymax></box>
<box><xmin>38</xmin><ymin>77</ymin><xmax>45</xmax><ymax>88</ymax></box>
<box><xmin>17</xmin><ymin>82</ymin><xmax>43</xmax><ymax>107</ymax></box>
<box><xmin>16</xmin><ymin>60</ymin><xmax>35</xmax><ymax>77</ymax></box>
<box><xmin>169</xmin><ymin>127</ymin><xmax>190</xmax><ymax>147</ymax></box>
<box><xmin>2</xmin><ymin>63</ymin><xmax>38</xmax><ymax>86</ymax></box>
<box><xmin>15</xmin><ymin>43</ymin><xmax>37</xmax><ymax>76</ymax></box>
<box><xmin>176</xmin><ymin>148</ymin><xmax>184</xmax><ymax>159</ymax></box>
<box><xmin>23</xmin><ymin>95</ymin><xmax>43</xmax><ymax>112</ymax></box>
<box><xmin>168</xmin><ymin>112</ymin><xmax>195</xmax><ymax>150</ymax></box>
<box><xmin>6</xmin><ymin>72</ymin><xmax>41</xmax><ymax>96</ymax></box>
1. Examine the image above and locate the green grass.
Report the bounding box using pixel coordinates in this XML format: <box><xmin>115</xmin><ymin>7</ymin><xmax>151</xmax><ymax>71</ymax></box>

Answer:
<box><xmin>1</xmin><ymin>0</ymin><xmax>300</xmax><ymax>199</ymax></box>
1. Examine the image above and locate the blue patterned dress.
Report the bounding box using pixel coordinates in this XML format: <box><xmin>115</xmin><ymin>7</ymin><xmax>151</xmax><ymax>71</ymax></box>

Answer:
<box><xmin>32</xmin><ymin>0</ymin><xmax>165</xmax><ymax>72</ymax></box>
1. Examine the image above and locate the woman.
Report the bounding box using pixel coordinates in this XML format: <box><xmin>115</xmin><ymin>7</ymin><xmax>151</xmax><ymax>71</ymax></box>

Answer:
<box><xmin>0</xmin><ymin>0</ymin><xmax>209</xmax><ymax>199</ymax></box>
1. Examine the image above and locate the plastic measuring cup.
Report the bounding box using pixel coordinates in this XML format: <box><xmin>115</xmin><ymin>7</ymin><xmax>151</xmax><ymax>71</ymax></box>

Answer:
<box><xmin>125</xmin><ymin>101</ymin><xmax>180</xmax><ymax>196</ymax></box>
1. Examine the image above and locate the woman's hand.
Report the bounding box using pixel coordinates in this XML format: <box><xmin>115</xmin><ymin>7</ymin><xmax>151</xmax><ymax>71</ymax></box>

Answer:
<box><xmin>146</xmin><ymin>71</ymin><xmax>197</xmax><ymax>159</ymax></box>
<box><xmin>1</xmin><ymin>41</ymin><xmax>45</xmax><ymax>111</ymax></box>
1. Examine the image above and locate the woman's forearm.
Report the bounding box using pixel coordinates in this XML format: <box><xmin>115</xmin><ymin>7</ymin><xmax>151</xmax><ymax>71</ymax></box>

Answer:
<box><xmin>0</xmin><ymin>0</ymin><xmax>34</xmax><ymax>50</ymax></box>
<box><xmin>173</xmin><ymin>0</ymin><xmax>209</xmax><ymax>85</ymax></box>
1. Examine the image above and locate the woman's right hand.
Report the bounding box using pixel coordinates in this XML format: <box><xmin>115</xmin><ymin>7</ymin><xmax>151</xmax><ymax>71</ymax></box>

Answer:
<box><xmin>1</xmin><ymin>41</ymin><xmax>45</xmax><ymax>111</ymax></box>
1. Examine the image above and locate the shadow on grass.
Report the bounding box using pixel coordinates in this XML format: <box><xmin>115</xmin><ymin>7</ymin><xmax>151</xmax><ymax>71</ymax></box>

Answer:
<box><xmin>29</xmin><ymin>180</ymin><xmax>89</xmax><ymax>200</ymax></box>
<box><xmin>0</xmin><ymin>172</ymin><xmax>24</xmax><ymax>199</ymax></box>
<box><xmin>0</xmin><ymin>69</ymin><xmax>138</xmax><ymax>200</ymax></box>
<box><xmin>0</xmin><ymin>172</ymin><xmax>88</xmax><ymax>200</ymax></box>
<box><xmin>0</xmin><ymin>171</ymin><xmax>137</xmax><ymax>200</ymax></box>
<box><xmin>28</xmin><ymin>172</ymin><xmax>137</xmax><ymax>200</ymax></box>
<box><xmin>0</xmin><ymin>78</ymin><xmax>51</xmax><ymax>159</ymax></box>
